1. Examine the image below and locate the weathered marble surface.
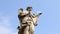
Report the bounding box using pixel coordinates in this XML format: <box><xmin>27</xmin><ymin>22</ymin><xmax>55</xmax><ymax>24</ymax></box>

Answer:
<box><xmin>17</xmin><ymin>7</ymin><xmax>42</xmax><ymax>34</ymax></box>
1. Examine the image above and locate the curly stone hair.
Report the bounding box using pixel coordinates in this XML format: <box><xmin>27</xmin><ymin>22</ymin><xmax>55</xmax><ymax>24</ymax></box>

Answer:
<box><xmin>26</xmin><ymin>6</ymin><xmax>32</xmax><ymax>11</ymax></box>
<box><xmin>19</xmin><ymin>8</ymin><xmax>23</xmax><ymax>11</ymax></box>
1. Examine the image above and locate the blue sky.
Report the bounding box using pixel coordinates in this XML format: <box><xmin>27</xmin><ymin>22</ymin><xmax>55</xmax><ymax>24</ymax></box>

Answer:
<box><xmin>0</xmin><ymin>0</ymin><xmax>60</xmax><ymax>34</ymax></box>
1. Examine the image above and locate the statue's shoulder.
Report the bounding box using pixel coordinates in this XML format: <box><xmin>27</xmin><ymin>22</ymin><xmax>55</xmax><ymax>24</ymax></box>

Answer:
<box><xmin>23</xmin><ymin>10</ymin><xmax>29</xmax><ymax>14</ymax></box>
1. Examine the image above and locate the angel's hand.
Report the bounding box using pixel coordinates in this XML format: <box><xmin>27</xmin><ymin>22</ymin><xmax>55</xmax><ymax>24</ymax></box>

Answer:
<box><xmin>38</xmin><ymin>13</ymin><xmax>42</xmax><ymax>15</ymax></box>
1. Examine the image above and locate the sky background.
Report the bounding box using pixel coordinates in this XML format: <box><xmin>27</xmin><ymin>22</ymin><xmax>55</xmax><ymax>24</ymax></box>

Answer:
<box><xmin>0</xmin><ymin>0</ymin><xmax>60</xmax><ymax>34</ymax></box>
